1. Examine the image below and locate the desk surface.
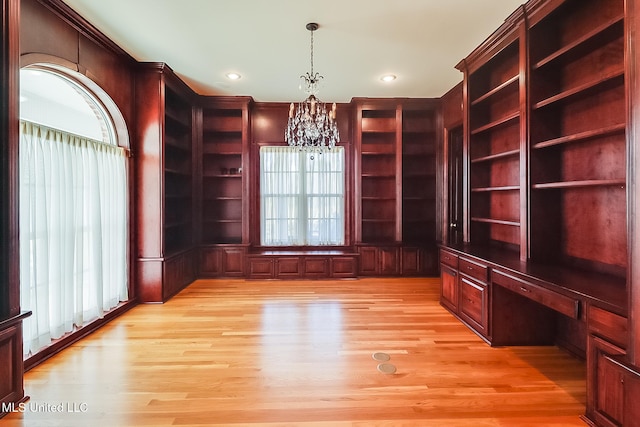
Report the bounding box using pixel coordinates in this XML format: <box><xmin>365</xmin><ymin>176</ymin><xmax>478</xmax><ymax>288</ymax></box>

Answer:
<box><xmin>441</xmin><ymin>243</ymin><xmax>627</xmax><ymax>316</ymax></box>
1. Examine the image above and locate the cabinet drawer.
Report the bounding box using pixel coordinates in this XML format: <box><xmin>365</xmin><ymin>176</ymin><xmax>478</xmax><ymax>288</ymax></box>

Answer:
<box><xmin>459</xmin><ymin>276</ymin><xmax>488</xmax><ymax>333</ymax></box>
<box><xmin>439</xmin><ymin>249</ymin><xmax>458</xmax><ymax>269</ymax></box>
<box><xmin>492</xmin><ymin>269</ymin><xmax>579</xmax><ymax>319</ymax></box>
<box><xmin>458</xmin><ymin>256</ymin><xmax>488</xmax><ymax>283</ymax></box>
<box><xmin>588</xmin><ymin>305</ymin><xmax>627</xmax><ymax>349</ymax></box>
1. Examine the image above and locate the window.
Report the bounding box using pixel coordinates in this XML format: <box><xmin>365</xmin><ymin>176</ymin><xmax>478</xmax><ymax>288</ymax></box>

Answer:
<box><xmin>19</xmin><ymin>66</ymin><xmax>129</xmax><ymax>356</ymax></box>
<box><xmin>260</xmin><ymin>146</ymin><xmax>344</xmax><ymax>246</ymax></box>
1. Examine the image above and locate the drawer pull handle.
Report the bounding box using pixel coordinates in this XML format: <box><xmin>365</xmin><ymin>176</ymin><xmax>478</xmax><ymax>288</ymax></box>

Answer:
<box><xmin>520</xmin><ymin>286</ymin><xmax>530</xmax><ymax>293</ymax></box>
<box><xmin>467</xmin><ymin>266</ymin><xmax>474</xmax><ymax>271</ymax></box>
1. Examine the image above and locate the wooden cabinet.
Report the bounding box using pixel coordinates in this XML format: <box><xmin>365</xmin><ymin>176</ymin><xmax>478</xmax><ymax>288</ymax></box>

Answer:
<box><xmin>439</xmin><ymin>248</ymin><xmax>460</xmax><ymax>312</ymax></box>
<box><xmin>0</xmin><ymin>313</ymin><xmax>30</xmax><ymax>417</ymax></box>
<box><xmin>163</xmin><ymin>251</ymin><xmax>196</xmax><ymax>299</ymax></box>
<box><xmin>200</xmin><ymin>245</ymin><xmax>247</xmax><ymax>277</ymax></box>
<box><xmin>275</xmin><ymin>257</ymin><xmax>302</xmax><ymax>278</ymax></box>
<box><xmin>459</xmin><ymin>275</ymin><xmax>489</xmax><ymax>336</ymax></box>
<box><xmin>588</xmin><ymin>336</ymin><xmax>626</xmax><ymax>427</ymax></box>
<box><xmin>135</xmin><ymin>63</ymin><xmax>196</xmax><ymax>302</ymax></box>
<box><xmin>330</xmin><ymin>256</ymin><xmax>359</xmax><ymax>278</ymax></box>
<box><xmin>440</xmin><ymin>263</ymin><xmax>458</xmax><ymax>312</ymax></box>
<box><xmin>400</xmin><ymin>246</ymin><xmax>436</xmax><ymax>276</ymax></box>
<box><xmin>247</xmin><ymin>251</ymin><xmax>357</xmax><ymax>280</ymax></box>
<box><xmin>357</xmin><ymin>245</ymin><xmax>398</xmax><ymax>276</ymax></box>
<box><xmin>587</xmin><ymin>305</ymin><xmax>628</xmax><ymax>426</ymax></box>
<box><xmin>438</xmin><ymin>248</ymin><xmax>490</xmax><ymax>340</ymax></box>
<box><xmin>457</xmin><ymin>256</ymin><xmax>489</xmax><ymax>338</ymax></box>
<box><xmin>587</xmin><ymin>355</ymin><xmax>640</xmax><ymax>427</ymax></box>
<box><xmin>623</xmin><ymin>369</ymin><xmax>640</xmax><ymax>427</ymax></box>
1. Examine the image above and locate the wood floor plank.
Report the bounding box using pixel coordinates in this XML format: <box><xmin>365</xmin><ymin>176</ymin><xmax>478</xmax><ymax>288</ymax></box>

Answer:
<box><xmin>2</xmin><ymin>278</ymin><xmax>587</xmax><ymax>426</ymax></box>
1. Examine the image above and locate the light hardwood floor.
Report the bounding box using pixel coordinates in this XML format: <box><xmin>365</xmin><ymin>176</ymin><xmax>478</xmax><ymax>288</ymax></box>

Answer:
<box><xmin>2</xmin><ymin>278</ymin><xmax>587</xmax><ymax>426</ymax></box>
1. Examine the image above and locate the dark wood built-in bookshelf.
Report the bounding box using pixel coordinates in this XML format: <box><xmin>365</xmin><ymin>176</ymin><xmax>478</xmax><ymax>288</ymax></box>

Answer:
<box><xmin>465</xmin><ymin>31</ymin><xmax>523</xmax><ymax>257</ymax></box>
<box><xmin>198</xmin><ymin>97</ymin><xmax>251</xmax><ymax>277</ymax></box>
<box><xmin>135</xmin><ymin>63</ymin><xmax>196</xmax><ymax>302</ymax></box>
<box><xmin>444</xmin><ymin>0</ymin><xmax>639</xmax><ymax>425</ymax></box>
<box><xmin>402</xmin><ymin>104</ymin><xmax>438</xmax><ymax>245</ymax></box>
<box><xmin>354</xmin><ymin>98</ymin><xmax>440</xmax><ymax>276</ymax></box>
<box><xmin>528</xmin><ymin>0</ymin><xmax>626</xmax><ymax>276</ymax></box>
<box><xmin>164</xmin><ymin>85</ymin><xmax>194</xmax><ymax>255</ymax></box>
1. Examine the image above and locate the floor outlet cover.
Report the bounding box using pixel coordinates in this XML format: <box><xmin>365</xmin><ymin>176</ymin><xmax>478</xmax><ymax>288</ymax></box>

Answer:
<box><xmin>377</xmin><ymin>363</ymin><xmax>397</xmax><ymax>374</ymax></box>
<box><xmin>372</xmin><ymin>352</ymin><xmax>391</xmax><ymax>362</ymax></box>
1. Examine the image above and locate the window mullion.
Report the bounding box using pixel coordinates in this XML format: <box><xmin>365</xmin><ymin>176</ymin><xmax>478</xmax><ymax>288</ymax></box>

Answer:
<box><xmin>299</xmin><ymin>151</ymin><xmax>309</xmax><ymax>245</ymax></box>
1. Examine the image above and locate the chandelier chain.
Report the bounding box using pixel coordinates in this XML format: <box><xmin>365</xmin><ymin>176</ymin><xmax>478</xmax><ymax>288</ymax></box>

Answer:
<box><xmin>310</xmin><ymin>27</ymin><xmax>314</xmax><ymax>77</ymax></box>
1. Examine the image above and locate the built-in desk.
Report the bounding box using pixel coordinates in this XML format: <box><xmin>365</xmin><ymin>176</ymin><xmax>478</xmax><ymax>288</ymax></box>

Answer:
<box><xmin>439</xmin><ymin>245</ymin><xmax>638</xmax><ymax>427</ymax></box>
<box><xmin>439</xmin><ymin>244</ymin><xmax>627</xmax><ymax>351</ymax></box>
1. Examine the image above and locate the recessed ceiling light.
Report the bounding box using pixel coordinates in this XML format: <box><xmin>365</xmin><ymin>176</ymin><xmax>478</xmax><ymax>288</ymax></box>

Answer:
<box><xmin>226</xmin><ymin>72</ymin><xmax>241</xmax><ymax>80</ymax></box>
<box><xmin>380</xmin><ymin>74</ymin><xmax>397</xmax><ymax>82</ymax></box>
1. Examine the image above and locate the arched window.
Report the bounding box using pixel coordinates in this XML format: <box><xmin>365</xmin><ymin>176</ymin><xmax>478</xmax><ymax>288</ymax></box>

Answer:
<box><xmin>19</xmin><ymin>65</ymin><xmax>129</xmax><ymax>356</ymax></box>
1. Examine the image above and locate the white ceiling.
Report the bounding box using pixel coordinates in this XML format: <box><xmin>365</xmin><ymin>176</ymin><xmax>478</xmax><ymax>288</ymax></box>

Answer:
<box><xmin>60</xmin><ymin>0</ymin><xmax>524</xmax><ymax>103</ymax></box>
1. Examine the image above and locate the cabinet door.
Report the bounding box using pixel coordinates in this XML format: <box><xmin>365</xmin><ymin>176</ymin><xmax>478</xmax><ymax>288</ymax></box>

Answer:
<box><xmin>459</xmin><ymin>275</ymin><xmax>489</xmax><ymax>336</ymax></box>
<box><xmin>0</xmin><ymin>322</ymin><xmax>26</xmax><ymax>411</ymax></box>
<box><xmin>163</xmin><ymin>251</ymin><xmax>195</xmax><ymax>300</ymax></box>
<box><xmin>358</xmin><ymin>246</ymin><xmax>378</xmax><ymax>275</ymax></box>
<box><xmin>275</xmin><ymin>257</ymin><xmax>301</xmax><ymax>278</ymax></box>
<box><xmin>440</xmin><ymin>264</ymin><xmax>458</xmax><ymax>313</ymax></box>
<box><xmin>247</xmin><ymin>258</ymin><xmax>273</xmax><ymax>279</ymax></box>
<box><xmin>588</xmin><ymin>335</ymin><xmax>626</xmax><ymax>427</ymax></box>
<box><xmin>330</xmin><ymin>256</ymin><xmax>358</xmax><ymax>278</ymax></box>
<box><xmin>401</xmin><ymin>247</ymin><xmax>422</xmax><ymax>275</ymax></box>
<box><xmin>222</xmin><ymin>247</ymin><xmax>245</xmax><ymax>276</ymax></box>
<box><xmin>624</xmin><ymin>368</ymin><xmax>640</xmax><ymax>427</ymax></box>
<box><xmin>379</xmin><ymin>247</ymin><xmax>399</xmax><ymax>275</ymax></box>
<box><xmin>200</xmin><ymin>247</ymin><xmax>222</xmax><ymax>275</ymax></box>
<box><xmin>304</xmin><ymin>257</ymin><xmax>329</xmax><ymax>278</ymax></box>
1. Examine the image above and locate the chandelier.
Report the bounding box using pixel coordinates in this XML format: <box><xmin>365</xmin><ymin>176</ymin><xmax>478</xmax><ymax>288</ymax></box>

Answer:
<box><xmin>285</xmin><ymin>23</ymin><xmax>339</xmax><ymax>158</ymax></box>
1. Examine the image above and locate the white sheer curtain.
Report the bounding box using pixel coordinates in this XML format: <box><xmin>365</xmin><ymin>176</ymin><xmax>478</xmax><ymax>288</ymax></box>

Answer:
<box><xmin>19</xmin><ymin>120</ymin><xmax>128</xmax><ymax>356</ymax></box>
<box><xmin>260</xmin><ymin>146</ymin><xmax>344</xmax><ymax>246</ymax></box>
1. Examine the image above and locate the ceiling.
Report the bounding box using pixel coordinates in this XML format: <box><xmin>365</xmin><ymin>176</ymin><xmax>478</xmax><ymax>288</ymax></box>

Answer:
<box><xmin>60</xmin><ymin>0</ymin><xmax>524</xmax><ymax>103</ymax></box>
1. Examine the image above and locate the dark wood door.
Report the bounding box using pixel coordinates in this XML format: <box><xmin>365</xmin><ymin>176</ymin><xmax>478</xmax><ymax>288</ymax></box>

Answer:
<box><xmin>447</xmin><ymin>126</ymin><xmax>463</xmax><ymax>245</ymax></box>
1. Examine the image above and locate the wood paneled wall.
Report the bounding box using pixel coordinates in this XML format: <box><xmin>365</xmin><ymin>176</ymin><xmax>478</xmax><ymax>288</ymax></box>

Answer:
<box><xmin>20</xmin><ymin>0</ymin><xmax>136</xmax><ymax>126</ymax></box>
<box><xmin>20</xmin><ymin>0</ymin><xmax>138</xmax><ymax>296</ymax></box>
<box><xmin>441</xmin><ymin>82</ymin><xmax>463</xmax><ymax>130</ymax></box>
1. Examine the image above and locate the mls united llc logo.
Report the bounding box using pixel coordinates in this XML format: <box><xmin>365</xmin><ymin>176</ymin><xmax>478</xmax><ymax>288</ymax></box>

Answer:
<box><xmin>2</xmin><ymin>401</ymin><xmax>88</xmax><ymax>413</ymax></box>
